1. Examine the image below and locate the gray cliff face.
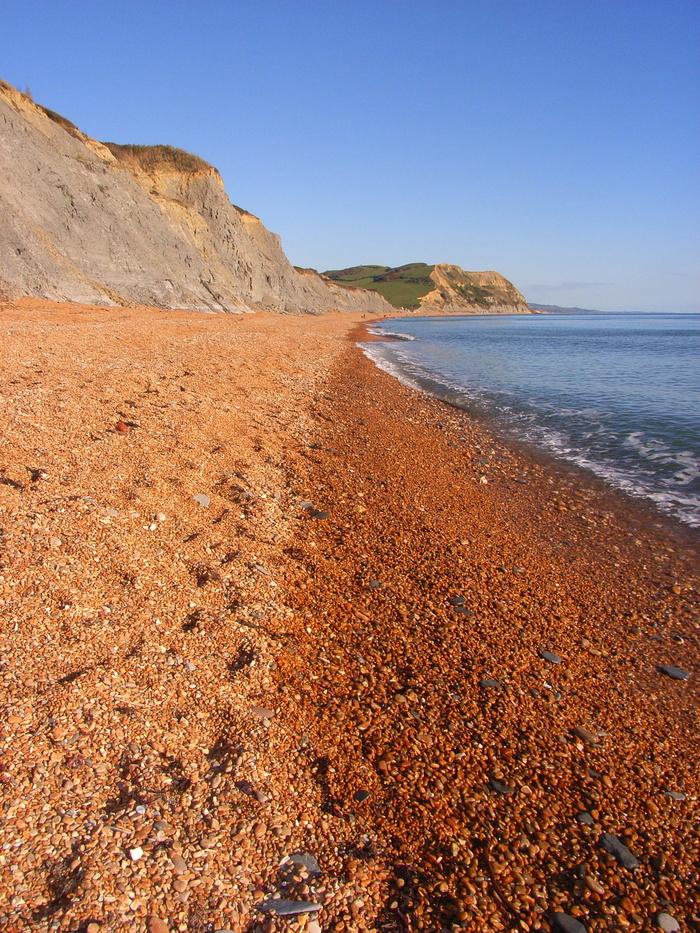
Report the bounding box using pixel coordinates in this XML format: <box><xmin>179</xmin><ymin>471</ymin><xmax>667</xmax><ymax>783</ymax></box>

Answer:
<box><xmin>0</xmin><ymin>84</ymin><xmax>390</xmax><ymax>315</ymax></box>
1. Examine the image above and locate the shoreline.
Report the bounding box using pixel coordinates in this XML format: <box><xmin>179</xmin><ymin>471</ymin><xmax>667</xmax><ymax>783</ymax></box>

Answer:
<box><xmin>1</xmin><ymin>301</ymin><xmax>698</xmax><ymax>933</ymax></box>
<box><xmin>274</xmin><ymin>327</ymin><xmax>700</xmax><ymax>931</ymax></box>
<box><xmin>362</xmin><ymin>314</ymin><xmax>700</xmax><ymax>540</ymax></box>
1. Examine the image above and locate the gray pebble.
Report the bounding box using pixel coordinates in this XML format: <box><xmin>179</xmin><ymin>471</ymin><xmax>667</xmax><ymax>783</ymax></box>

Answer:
<box><xmin>552</xmin><ymin>914</ymin><xmax>587</xmax><ymax>933</ymax></box>
<box><xmin>541</xmin><ymin>650</ymin><xmax>563</xmax><ymax>664</ymax></box>
<box><xmin>656</xmin><ymin>912</ymin><xmax>681</xmax><ymax>932</ymax></box>
<box><xmin>256</xmin><ymin>898</ymin><xmax>322</xmax><ymax>915</ymax></box>
<box><xmin>448</xmin><ymin>596</ymin><xmax>466</xmax><ymax>606</ymax></box>
<box><xmin>665</xmin><ymin>790</ymin><xmax>686</xmax><ymax>801</ymax></box>
<box><xmin>310</xmin><ymin>509</ymin><xmax>329</xmax><ymax>519</ymax></box>
<box><xmin>600</xmin><ymin>832</ymin><xmax>640</xmax><ymax>869</ymax></box>
<box><xmin>298</xmin><ymin>501</ymin><xmax>315</xmax><ymax>510</ymax></box>
<box><xmin>453</xmin><ymin>606</ymin><xmax>475</xmax><ymax>616</ymax></box>
<box><xmin>658</xmin><ymin>665</ymin><xmax>690</xmax><ymax>681</ymax></box>
<box><xmin>369</xmin><ymin>580</ymin><xmax>382</xmax><ymax>588</ymax></box>
<box><xmin>480</xmin><ymin>678</ymin><xmax>502</xmax><ymax>689</ymax></box>
<box><xmin>193</xmin><ymin>494</ymin><xmax>210</xmax><ymax>507</ymax></box>
<box><xmin>286</xmin><ymin>852</ymin><xmax>321</xmax><ymax>875</ymax></box>
<box><xmin>353</xmin><ymin>789</ymin><xmax>371</xmax><ymax>802</ymax></box>
<box><xmin>575</xmin><ymin>811</ymin><xmax>595</xmax><ymax>825</ymax></box>
<box><xmin>489</xmin><ymin>778</ymin><xmax>515</xmax><ymax>795</ymax></box>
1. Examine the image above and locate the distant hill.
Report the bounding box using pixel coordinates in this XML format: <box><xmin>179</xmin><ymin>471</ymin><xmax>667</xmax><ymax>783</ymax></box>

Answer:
<box><xmin>323</xmin><ymin>263</ymin><xmax>435</xmax><ymax>310</ymax></box>
<box><xmin>528</xmin><ymin>303</ymin><xmax>603</xmax><ymax>314</ymax></box>
<box><xmin>324</xmin><ymin>263</ymin><xmax>530</xmax><ymax>314</ymax></box>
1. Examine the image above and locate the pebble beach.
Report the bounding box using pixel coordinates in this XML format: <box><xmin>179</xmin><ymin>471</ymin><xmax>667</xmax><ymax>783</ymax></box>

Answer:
<box><xmin>1</xmin><ymin>300</ymin><xmax>698</xmax><ymax>933</ymax></box>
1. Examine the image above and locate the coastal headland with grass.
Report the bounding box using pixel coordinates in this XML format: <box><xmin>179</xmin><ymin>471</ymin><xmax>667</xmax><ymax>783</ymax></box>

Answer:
<box><xmin>1</xmin><ymin>300</ymin><xmax>698</xmax><ymax>933</ymax></box>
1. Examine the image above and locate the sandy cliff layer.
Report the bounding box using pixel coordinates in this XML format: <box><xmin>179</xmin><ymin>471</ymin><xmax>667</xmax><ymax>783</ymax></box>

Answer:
<box><xmin>419</xmin><ymin>264</ymin><xmax>531</xmax><ymax>314</ymax></box>
<box><xmin>0</xmin><ymin>83</ymin><xmax>390</xmax><ymax>315</ymax></box>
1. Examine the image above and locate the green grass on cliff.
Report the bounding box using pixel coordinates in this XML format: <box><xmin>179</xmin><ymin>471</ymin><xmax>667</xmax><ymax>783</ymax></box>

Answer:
<box><xmin>102</xmin><ymin>143</ymin><xmax>213</xmax><ymax>174</ymax></box>
<box><xmin>324</xmin><ymin>263</ymin><xmax>435</xmax><ymax>310</ymax></box>
<box><xmin>450</xmin><ymin>282</ymin><xmax>495</xmax><ymax>307</ymax></box>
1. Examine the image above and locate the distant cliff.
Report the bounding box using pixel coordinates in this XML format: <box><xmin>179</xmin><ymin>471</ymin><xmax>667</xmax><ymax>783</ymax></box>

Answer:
<box><xmin>0</xmin><ymin>81</ymin><xmax>390</xmax><ymax>315</ymax></box>
<box><xmin>421</xmin><ymin>264</ymin><xmax>530</xmax><ymax>314</ymax></box>
<box><xmin>324</xmin><ymin>263</ymin><xmax>530</xmax><ymax>314</ymax></box>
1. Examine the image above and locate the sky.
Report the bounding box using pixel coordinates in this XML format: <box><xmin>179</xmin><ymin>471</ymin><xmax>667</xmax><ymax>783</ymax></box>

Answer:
<box><xmin>3</xmin><ymin>0</ymin><xmax>699</xmax><ymax>312</ymax></box>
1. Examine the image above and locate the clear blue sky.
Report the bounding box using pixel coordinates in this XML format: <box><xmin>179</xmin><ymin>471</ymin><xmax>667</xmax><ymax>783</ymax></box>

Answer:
<box><xmin>4</xmin><ymin>0</ymin><xmax>699</xmax><ymax>311</ymax></box>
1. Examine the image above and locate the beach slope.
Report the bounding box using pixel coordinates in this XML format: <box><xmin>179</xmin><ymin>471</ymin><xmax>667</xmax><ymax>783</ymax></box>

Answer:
<box><xmin>1</xmin><ymin>301</ymin><xmax>698</xmax><ymax>932</ymax></box>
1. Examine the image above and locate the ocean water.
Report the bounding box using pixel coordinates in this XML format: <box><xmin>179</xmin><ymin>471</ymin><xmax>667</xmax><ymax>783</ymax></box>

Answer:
<box><xmin>361</xmin><ymin>312</ymin><xmax>700</xmax><ymax>529</ymax></box>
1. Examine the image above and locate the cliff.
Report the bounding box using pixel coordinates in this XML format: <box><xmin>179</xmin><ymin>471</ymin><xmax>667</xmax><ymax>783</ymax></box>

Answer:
<box><xmin>324</xmin><ymin>263</ymin><xmax>530</xmax><ymax>314</ymax></box>
<box><xmin>0</xmin><ymin>82</ymin><xmax>390</xmax><ymax>315</ymax></box>
<box><xmin>419</xmin><ymin>264</ymin><xmax>530</xmax><ymax>314</ymax></box>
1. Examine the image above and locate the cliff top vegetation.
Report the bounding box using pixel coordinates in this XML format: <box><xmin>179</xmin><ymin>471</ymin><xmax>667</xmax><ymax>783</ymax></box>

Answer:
<box><xmin>102</xmin><ymin>143</ymin><xmax>214</xmax><ymax>174</ymax></box>
<box><xmin>324</xmin><ymin>263</ymin><xmax>435</xmax><ymax>310</ymax></box>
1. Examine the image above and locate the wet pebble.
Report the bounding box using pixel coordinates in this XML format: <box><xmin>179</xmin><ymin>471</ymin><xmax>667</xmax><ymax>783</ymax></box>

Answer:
<box><xmin>354</xmin><ymin>789</ymin><xmax>371</xmax><ymax>802</ymax></box>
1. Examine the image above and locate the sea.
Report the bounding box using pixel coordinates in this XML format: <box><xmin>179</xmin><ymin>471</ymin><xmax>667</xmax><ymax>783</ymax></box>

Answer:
<box><xmin>361</xmin><ymin>312</ymin><xmax>700</xmax><ymax>530</ymax></box>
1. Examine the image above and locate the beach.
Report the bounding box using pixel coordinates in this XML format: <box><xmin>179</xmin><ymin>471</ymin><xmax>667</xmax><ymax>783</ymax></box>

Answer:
<box><xmin>1</xmin><ymin>300</ymin><xmax>698</xmax><ymax>933</ymax></box>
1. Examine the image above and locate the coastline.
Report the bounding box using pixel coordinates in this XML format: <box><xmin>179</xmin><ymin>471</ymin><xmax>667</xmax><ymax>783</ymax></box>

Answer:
<box><xmin>278</xmin><ymin>327</ymin><xmax>700</xmax><ymax>931</ymax></box>
<box><xmin>1</xmin><ymin>301</ymin><xmax>698</xmax><ymax>933</ymax></box>
<box><xmin>362</xmin><ymin>312</ymin><xmax>700</xmax><ymax>536</ymax></box>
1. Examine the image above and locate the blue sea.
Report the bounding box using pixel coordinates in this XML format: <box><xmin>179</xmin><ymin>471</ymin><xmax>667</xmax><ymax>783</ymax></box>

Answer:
<box><xmin>361</xmin><ymin>312</ymin><xmax>700</xmax><ymax>529</ymax></box>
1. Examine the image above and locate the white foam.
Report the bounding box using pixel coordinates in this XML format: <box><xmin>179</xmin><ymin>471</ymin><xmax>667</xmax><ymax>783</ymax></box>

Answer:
<box><xmin>358</xmin><ymin>339</ymin><xmax>700</xmax><ymax>528</ymax></box>
<box><xmin>367</xmin><ymin>327</ymin><xmax>417</xmax><ymax>341</ymax></box>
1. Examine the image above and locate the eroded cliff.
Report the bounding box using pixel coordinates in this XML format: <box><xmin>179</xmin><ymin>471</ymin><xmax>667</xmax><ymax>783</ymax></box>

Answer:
<box><xmin>0</xmin><ymin>83</ymin><xmax>390</xmax><ymax>315</ymax></box>
<box><xmin>419</xmin><ymin>264</ymin><xmax>530</xmax><ymax>314</ymax></box>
